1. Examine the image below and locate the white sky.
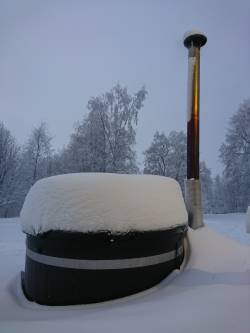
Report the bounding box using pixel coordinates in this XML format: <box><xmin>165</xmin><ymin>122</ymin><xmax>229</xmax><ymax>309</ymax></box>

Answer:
<box><xmin>1</xmin><ymin>0</ymin><xmax>249</xmax><ymax>175</ymax></box>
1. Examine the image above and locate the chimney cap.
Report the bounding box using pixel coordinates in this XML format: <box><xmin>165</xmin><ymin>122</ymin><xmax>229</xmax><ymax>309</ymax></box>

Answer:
<box><xmin>183</xmin><ymin>30</ymin><xmax>207</xmax><ymax>48</ymax></box>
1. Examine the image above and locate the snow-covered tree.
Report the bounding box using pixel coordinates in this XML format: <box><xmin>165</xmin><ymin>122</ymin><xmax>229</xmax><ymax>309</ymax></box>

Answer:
<box><xmin>200</xmin><ymin>161</ymin><xmax>213</xmax><ymax>213</ymax></box>
<box><xmin>48</xmin><ymin>150</ymin><xmax>68</xmax><ymax>176</ymax></box>
<box><xmin>20</xmin><ymin>122</ymin><xmax>53</xmax><ymax>189</ymax></box>
<box><xmin>143</xmin><ymin>131</ymin><xmax>170</xmax><ymax>176</ymax></box>
<box><xmin>144</xmin><ymin>130</ymin><xmax>213</xmax><ymax>212</ymax></box>
<box><xmin>143</xmin><ymin>131</ymin><xmax>186</xmax><ymax>191</ymax></box>
<box><xmin>219</xmin><ymin>99</ymin><xmax>250</xmax><ymax>212</ymax></box>
<box><xmin>212</xmin><ymin>175</ymin><xmax>226</xmax><ymax>213</ymax></box>
<box><xmin>0</xmin><ymin>122</ymin><xmax>20</xmax><ymax>216</ymax></box>
<box><xmin>64</xmin><ymin>84</ymin><xmax>147</xmax><ymax>173</ymax></box>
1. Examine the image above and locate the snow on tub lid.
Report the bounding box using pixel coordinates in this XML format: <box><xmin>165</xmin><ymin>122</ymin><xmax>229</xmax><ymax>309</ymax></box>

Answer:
<box><xmin>20</xmin><ymin>173</ymin><xmax>188</xmax><ymax>235</ymax></box>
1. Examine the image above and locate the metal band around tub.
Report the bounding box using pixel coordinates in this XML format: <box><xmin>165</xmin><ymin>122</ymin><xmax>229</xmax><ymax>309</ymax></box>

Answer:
<box><xmin>26</xmin><ymin>246</ymin><xmax>183</xmax><ymax>270</ymax></box>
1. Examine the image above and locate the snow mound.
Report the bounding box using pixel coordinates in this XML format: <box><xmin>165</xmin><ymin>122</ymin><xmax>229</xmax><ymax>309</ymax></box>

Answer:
<box><xmin>20</xmin><ymin>173</ymin><xmax>188</xmax><ymax>235</ymax></box>
<box><xmin>187</xmin><ymin>226</ymin><xmax>250</xmax><ymax>273</ymax></box>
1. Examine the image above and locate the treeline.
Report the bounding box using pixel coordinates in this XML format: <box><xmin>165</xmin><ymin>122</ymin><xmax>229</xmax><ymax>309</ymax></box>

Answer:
<box><xmin>0</xmin><ymin>84</ymin><xmax>249</xmax><ymax>217</ymax></box>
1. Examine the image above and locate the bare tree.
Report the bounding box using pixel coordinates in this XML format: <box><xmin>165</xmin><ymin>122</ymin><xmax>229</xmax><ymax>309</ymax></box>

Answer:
<box><xmin>63</xmin><ymin>84</ymin><xmax>147</xmax><ymax>174</ymax></box>
<box><xmin>143</xmin><ymin>131</ymin><xmax>186</xmax><ymax>190</ymax></box>
<box><xmin>20</xmin><ymin>122</ymin><xmax>53</xmax><ymax>188</ymax></box>
<box><xmin>143</xmin><ymin>131</ymin><xmax>170</xmax><ymax>176</ymax></box>
<box><xmin>0</xmin><ymin>122</ymin><xmax>20</xmax><ymax>216</ymax></box>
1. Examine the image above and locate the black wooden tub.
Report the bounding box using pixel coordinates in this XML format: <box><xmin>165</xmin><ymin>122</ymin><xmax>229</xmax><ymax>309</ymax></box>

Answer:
<box><xmin>22</xmin><ymin>225</ymin><xmax>187</xmax><ymax>305</ymax></box>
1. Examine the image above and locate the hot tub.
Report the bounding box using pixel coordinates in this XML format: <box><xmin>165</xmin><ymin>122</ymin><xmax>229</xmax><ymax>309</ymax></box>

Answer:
<box><xmin>21</xmin><ymin>173</ymin><xmax>188</xmax><ymax>305</ymax></box>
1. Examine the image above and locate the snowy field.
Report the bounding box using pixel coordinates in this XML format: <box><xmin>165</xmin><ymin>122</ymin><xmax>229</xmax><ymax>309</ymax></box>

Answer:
<box><xmin>0</xmin><ymin>214</ymin><xmax>249</xmax><ymax>333</ymax></box>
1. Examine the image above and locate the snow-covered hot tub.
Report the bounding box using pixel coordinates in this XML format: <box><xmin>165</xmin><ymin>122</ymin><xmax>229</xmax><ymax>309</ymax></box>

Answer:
<box><xmin>21</xmin><ymin>173</ymin><xmax>188</xmax><ymax>305</ymax></box>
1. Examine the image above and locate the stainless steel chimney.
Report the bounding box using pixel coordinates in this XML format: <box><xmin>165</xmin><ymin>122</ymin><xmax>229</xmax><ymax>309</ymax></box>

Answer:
<box><xmin>183</xmin><ymin>30</ymin><xmax>207</xmax><ymax>229</ymax></box>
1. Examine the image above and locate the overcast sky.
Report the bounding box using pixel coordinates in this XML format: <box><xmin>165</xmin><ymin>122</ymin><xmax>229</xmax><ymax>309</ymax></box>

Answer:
<box><xmin>1</xmin><ymin>0</ymin><xmax>249</xmax><ymax>175</ymax></box>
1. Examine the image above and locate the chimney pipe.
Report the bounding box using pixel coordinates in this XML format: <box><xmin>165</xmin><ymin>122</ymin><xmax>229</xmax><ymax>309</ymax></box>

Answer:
<box><xmin>183</xmin><ymin>30</ymin><xmax>207</xmax><ymax>229</ymax></box>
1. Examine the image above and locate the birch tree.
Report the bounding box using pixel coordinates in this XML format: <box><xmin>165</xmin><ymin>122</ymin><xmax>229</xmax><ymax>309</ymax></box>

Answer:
<box><xmin>64</xmin><ymin>84</ymin><xmax>147</xmax><ymax>173</ymax></box>
<box><xmin>20</xmin><ymin>122</ymin><xmax>53</xmax><ymax>189</ymax></box>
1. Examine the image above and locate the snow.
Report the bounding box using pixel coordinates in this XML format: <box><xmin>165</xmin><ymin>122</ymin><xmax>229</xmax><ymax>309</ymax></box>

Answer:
<box><xmin>0</xmin><ymin>214</ymin><xmax>249</xmax><ymax>332</ymax></box>
<box><xmin>20</xmin><ymin>173</ymin><xmax>188</xmax><ymax>235</ymax></box>
<box><xmin>205</xmin><ymin>213</ymin><xmax>250</xmax><ymax>245</ymax></box>
<box><xmin>183</xmin><ymin>30</ymin><xmax>206</xmax><ymax>40</ymax></box>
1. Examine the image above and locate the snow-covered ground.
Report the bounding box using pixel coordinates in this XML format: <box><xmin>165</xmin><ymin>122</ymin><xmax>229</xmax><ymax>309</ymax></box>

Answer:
<box><xmin>0</xmin><ymin>214</ymin><xmax>249</xmax><ymax>333</ymax></box>
<box><xmin>205</xmin><ymin>213</ymin><xmax>250</xmax><ymax>245</ymax></box>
